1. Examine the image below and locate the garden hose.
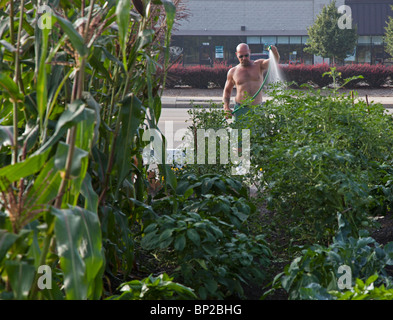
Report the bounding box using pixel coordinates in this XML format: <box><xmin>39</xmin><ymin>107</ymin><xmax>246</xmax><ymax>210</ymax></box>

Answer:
<box><xmin>232</xmin><ymin>46</ymin><xmax>272</xmax><ymax>115</ymax></box>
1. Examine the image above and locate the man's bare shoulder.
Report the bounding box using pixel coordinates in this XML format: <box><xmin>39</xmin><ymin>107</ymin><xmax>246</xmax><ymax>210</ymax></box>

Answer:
<box><xmin>254</xmin><ymin>58</ymin><xmax>269</xmax><ymax>70</ymax></box>
<box><xmin>228</xmin><ymin>65</ymin><xmax>240</xmax><ymax>73</ymax></box>
<box><xmin>226</xmin><ymin>65</ymin><xmax>240</xmax><ymax>79</ymax></box>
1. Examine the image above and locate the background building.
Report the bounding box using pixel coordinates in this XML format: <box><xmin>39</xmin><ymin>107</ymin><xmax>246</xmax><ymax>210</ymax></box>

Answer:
<box><xmin>347</xmin><ymin>0</ymin><xmax>392</xmax><ymax>64</ymax></box>
<box><xmin>170</xmin><ymin>0</ymin><xmax>393</xmax><ymax>65</ymax></box>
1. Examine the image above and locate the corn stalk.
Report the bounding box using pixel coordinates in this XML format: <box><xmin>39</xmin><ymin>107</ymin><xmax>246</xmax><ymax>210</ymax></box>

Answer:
<box><xmin>0</xmin><ymin>0</ymin><xmax>177</xmax><ymax>300</ymax></box>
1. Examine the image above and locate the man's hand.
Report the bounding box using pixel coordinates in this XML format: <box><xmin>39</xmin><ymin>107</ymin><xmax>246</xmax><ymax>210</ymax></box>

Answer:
<box><xmin>270</xmin><ymin>45</ymin><xmax>280</xmax><ymax>62</ymax></box>
<box><xmin>224</xmin><ymin>107</ymin><xmax>232</xmax><ymax>119</ymax></box>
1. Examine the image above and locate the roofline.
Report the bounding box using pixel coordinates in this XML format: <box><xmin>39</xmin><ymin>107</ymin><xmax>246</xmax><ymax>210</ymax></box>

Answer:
<box><xmin>172</xmin><ymin>30</ymin><xmax>309</xmax><ymax>37</ymax></box>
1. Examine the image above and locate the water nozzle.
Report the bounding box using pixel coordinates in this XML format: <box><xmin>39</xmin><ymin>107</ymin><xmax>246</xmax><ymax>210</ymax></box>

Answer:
<box><xmin>268</xmin><ymin>45</ymin><xmax>272</xmax><ymax>51</ymax></box>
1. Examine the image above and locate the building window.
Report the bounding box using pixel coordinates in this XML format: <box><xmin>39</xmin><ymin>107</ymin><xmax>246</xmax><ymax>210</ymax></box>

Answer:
<box><xmin>290</xmin><ymin>36</ymin><xmax>302</xmax><ymax>44</ymax></box>
<box><xmin>357</xmin><ymin>45</ymin><xmax>372</xmax><ymax>64</ymax></box>
<box><xmin>357</xmin><ymin>36</ymin><xmax>372</xmax><ymax>64</ymax></box>
<box><xmin>181</xmin><ymin>37</ymin><xmax>199</xmax><ymax>64</ymax></box>
<box><xmin>358</xmin><ymin>36</ymin><xmax>371</xmax><ymax>44</ymax></box>
<box><xmin>247</xmin><ymin>36</ymin><xmax>261</xmax><ymax>44</ymax></box>
<box><xmin>261</xmin><ymin>36</ymin><xmax>276</xmax><ymax>46</ymax></box>
<box><xmin>277</xmin><ymin>36</ymin><xmax>289</xmax><ymax>44</ymax></box>
<box><xmin>373</xmin><ymin>45</ymin><xmax>385</xmax><ymax>64</ymax></box>
<box><xmin>371</xmin><ymin>36</ymin><xmax>383</xmax><ymax>45</ymax></box>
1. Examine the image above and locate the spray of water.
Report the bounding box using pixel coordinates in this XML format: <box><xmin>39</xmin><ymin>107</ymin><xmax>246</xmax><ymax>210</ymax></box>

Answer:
<box><xmin>267</xmin><ymin>49</ymin><xmax>284</xmax><ymax>84</ymax></box>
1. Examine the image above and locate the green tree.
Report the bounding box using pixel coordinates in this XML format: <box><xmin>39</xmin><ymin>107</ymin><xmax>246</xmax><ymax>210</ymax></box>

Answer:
<box><xmin>384</xmin><ymin>5</ymin><xmax>393</xmax><ymax>57</ymax></box>
<box><xmin>305</xmin><ymin>0</ymin><xmax>357</xmax><ymax>64</ymax></box>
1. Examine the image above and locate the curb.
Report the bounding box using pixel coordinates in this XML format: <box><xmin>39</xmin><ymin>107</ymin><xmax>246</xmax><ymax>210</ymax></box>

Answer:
<box><xmin>161</xmin><ymin>97</ymin><xmax>393</xmax><ymax>109</ymax></box>
<box><xmin>161</xmin><ymin>97</ymin><xmax>225</xmax><ymax>108</ymax></box>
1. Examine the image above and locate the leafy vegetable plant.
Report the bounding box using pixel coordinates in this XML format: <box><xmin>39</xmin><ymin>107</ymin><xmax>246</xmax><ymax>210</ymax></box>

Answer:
<box><xmin>236</xmin><ymin>80</ymin><xmax>393</xmax><ymax>240</ymax></box>
<box><xmin>277</xmin><ymin>214</ymin><xmax>393</xmax><ymax>300</ymax></box>
<box><xmin>139</xmin><ymin>174</ymin><xmax>271</xmax><ymax>299</ymax></box>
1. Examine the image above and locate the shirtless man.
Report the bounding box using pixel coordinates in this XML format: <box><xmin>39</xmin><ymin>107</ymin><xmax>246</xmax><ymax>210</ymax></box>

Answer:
<box><xmin>222</xmin><ymin>43</ymin><xmax>280</xmax><ymax>118</ymax></box>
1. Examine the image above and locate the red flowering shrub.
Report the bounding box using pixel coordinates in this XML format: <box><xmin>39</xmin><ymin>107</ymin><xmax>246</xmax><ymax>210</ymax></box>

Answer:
<box><xmin>166</xmin><ymin>62</ymin><xmax>231</xmax><ymax>88</ymax></box>
<box><xmin>282</xmin><ymin>63</ymin><xmax>393</xmax><ymax>88</ymax></box>
<box><xmin>339</xmin><ymin>64</ymin><xmax>393</xmax><ymax>88</ymax></box>
<box><xmin>165</xmin><ymin>63</ymin><xmax>392</xmax><ymax>89</ymax></box>
<box><xmin>281</xmin><ymin>63</ymin><xmax>331</xmax><ymax>88</ymax></box>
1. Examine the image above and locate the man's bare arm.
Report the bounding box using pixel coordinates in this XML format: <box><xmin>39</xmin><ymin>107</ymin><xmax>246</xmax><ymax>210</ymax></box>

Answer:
<box><xmin>223</xmin><ymin>95</ymin><xmax>231</xmax><ymax>109</ymax></box>
<box><xmin>260</xmin><ymin>46</ymin><xmax>280</xmax><ymax>71</ymax></box>
<box><xmin>222</xmin><ymin>69</ymin><xmax>235</xmax><ymax>113</ymax></box>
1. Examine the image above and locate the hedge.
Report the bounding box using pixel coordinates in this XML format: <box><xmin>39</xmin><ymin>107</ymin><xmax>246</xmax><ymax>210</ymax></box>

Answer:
<box><xmin>165</xmin><ymin>63</ymin><xmax>393</xmax><ymax>89</ymax></box>
<box><xmin>165</xmin><ymin>62</ymin><xmax>230</xmax><ymax>89</ymax></box>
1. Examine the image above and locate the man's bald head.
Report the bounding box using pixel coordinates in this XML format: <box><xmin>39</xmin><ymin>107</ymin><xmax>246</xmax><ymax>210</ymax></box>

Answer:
<box><xmin>235</xmin><ymin>43</ymin><xmax>251</xmax><ymax>66</ymax></box>
<box><xmin>236</xmin><ymin>43</ymin><xmax>250</xmax><ymax>53</ymax></box>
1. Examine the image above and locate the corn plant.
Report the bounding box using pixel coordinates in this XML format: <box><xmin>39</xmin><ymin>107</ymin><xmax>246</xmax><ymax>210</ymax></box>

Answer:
<box><xmin>0</xmin><ymin>0</ymin><xmax>176</xmax><ymax>300</ymax></box>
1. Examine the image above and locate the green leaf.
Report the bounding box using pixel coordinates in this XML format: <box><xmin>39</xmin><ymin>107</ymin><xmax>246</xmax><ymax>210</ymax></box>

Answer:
<box><xmin>385</xmin><ymin>242</ymin><xmax>393</xmax><ymax>265</ymax></box>
<box><xmin>25</xmin><ymin>221</ymin><xmax>41</xmax><ymax>269</ymax></box>
<box><xmin>80</xmin><ymin>173</ymin><xmax>99</xmax><ymax>213</ymax></box>
<box><xmin>365</xmin><ymin>274</ymin><xmax>378</xmax><ymax>287</ymax></box>
<box><xmin>186</xmin><ymin>228</ymin><xmax>200</xmax><ymax>246</ymax></box>
<box><xmin>89</xmin><ymin>50</ymin><xmax>113</xmax><ymax>83</ymax></box>
<box><xmin>0</xmin><ymin>148</ymin><xmax>51</xmax><ymax>191</ymax></box>
<box><xmin>194</xmin><ymin>258</ymin><xmax>207</xmax><ymax>270</ymax></box>
<box><xmin>202</xmin><ymin>243</ymin><xmax>218</xmax><ymax>256</ymax></box>
<box><xmin>4</xmin><ymin>261</ymin><xmax>35</xmax><ymax>300</ymax></box>
<box><xmin>54</xmin><ymin>15</ymin><xmax>88</xmax><ymax>57</ymax></box>
<box><xmin>54</xmin><ymin>142</ymin><xmax>89</xmax><ymax>178</ymax></box>
<box><xmin>159</xmin><ymin>235</ymin><xmax>173</xmax><ymax>249</ymax></box>
<box><xmin>81</xmin><ymin>91</ymin><xmax>101</xmax><ymax>148</ymax></box>
<box><xmin>115</xmin><ymin>94</ymin><xmax>142</xmax><ymax>184</ymax></box>
<box><xmin>24</xmin><ymin>156</ymin><xmax>61</xmax><ymax>208</ymax></box>
<box><xmin>68</xmin><ymin>105</ymin><xmax>98</xmax><ymax>206</ymax></box>
<box><xmin>34</xmin><ymin>100</ymin><xmax>86</xmax><ymax>154</ymax></box>
<box><xmin>37</xmin><ymin>24</ymin><xmax>49</xmax><ymax>130</ymax></box>
<box><xmin>0</xmin><ymin>73</ymin><xmax>23</xmax><ymax>102</ymax></box>
<box><xmin>152</xmin><ymin>0</ymin><xmax>176</xmax><ymax>88</ymax></box>
<box><xmin>116</xmin><ymin>0</ymin><xmax>130</xmax><ymax>71</ymax></box>
<box><xmin>51</xmin><ymin>207</ymin><xmax>88</xmax><ymax>300</ymax></box>
<box><xmin>99</xmin><ymin>45</ymin><xmax>125</xmax><ymax>73</ymax></box>
<box><xmin>158</xmin><ymin>164</ymin><xmax>178</xmax><ymax>191</ymax></box>
<box><xmin>174</xmin><ymin>234</ymin><xmax>186</xmax><ymax>251</ymax></box>
<box><xmin>72</xmin><ymin>206</ymin><xmax>104</xmax><ymax>300</ymax></box>
<box><xmin>205</xmin><ymin>278</ymin><xmax>218</xmax><ymax>294</ymax></box>
<box><xmin>159</xmin><ymin>228</ymin><xmax>174</xmax><ymax>242</ymax></box>
<box><xmin>0</xmin><ymin>230</ymin><xmax>18</xmax><ymax>262</ymax></box>
<box><xmin>141</xmin><ymin>230</ymin><xmax>159</xmax><ymax>250</ymax></box>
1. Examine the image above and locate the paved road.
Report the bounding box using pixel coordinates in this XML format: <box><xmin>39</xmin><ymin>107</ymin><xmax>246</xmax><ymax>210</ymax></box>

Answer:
<box><xmin>158</xmin><ymin>108</ymin><xmax>192</xmax><ymax>134</ymax></box>
<box><xmin>157</xmin><ymin>108</ymin><xmax>193</xmax><ymax>149</ymax></box>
